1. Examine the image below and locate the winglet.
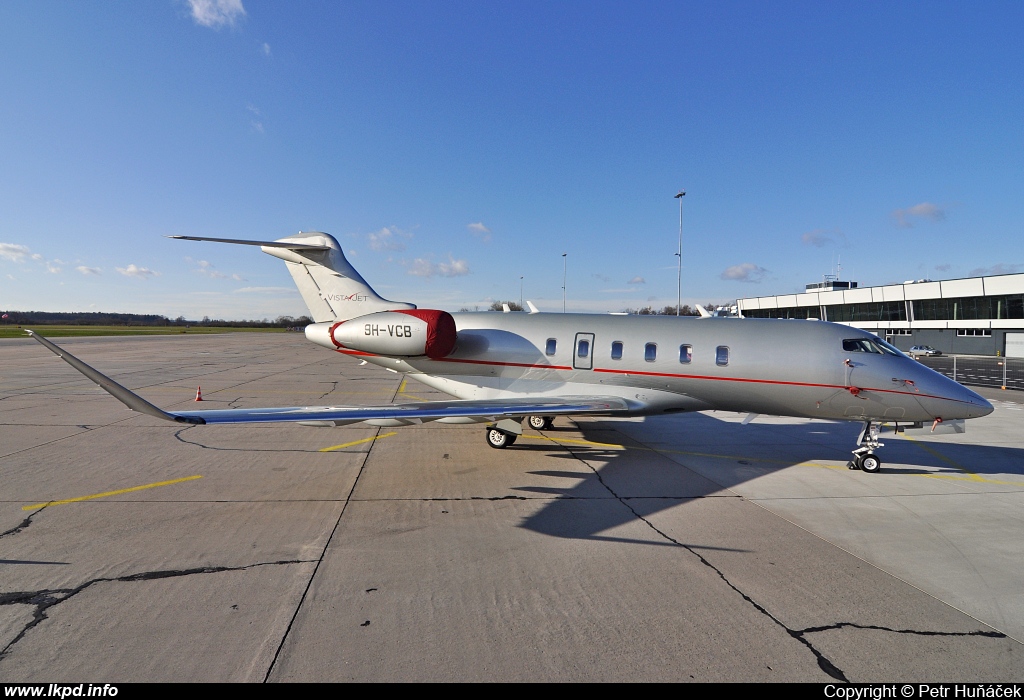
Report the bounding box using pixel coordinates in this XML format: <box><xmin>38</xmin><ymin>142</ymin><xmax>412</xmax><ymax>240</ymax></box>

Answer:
<box><xmin>25</xmin><ymin>331</ymin><xmax>204</xmax><ymax>425</ymax></box>
<box><xmin>526</xmin><ymin>301</ymin><xmax>540</xmax><ymax>314</ymax></box>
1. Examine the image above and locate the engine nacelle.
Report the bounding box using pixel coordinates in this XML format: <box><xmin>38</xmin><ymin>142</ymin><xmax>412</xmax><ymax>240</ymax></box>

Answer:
<box><xmin>305</xmin><ymin>309</ymin><xmax>457</xmax><ymax>359</ymax></box>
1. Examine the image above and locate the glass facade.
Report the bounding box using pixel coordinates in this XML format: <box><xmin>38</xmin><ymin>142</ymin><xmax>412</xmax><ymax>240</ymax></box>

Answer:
<box><xmin>912</xmin><ymin>294</ymin><xmax>1024</xmax><ymax>320</ymax></box>
<box><xmin>743</xmin><ymin>294</ymin><xmax>1024</xmax><ymax>321</ymax></box>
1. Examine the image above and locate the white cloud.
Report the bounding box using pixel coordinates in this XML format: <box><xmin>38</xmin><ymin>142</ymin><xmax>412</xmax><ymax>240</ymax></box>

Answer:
<box><xmin>892</xmin><ymin>202</ymin><xmax>946</xmax><ymax>228</ymax></box>
<box><xmin>967</xmin><ymin>263</ymin><xmax>1023</xmax><ymax>277</ymax></box>
<box><xmin>187</xmin><ymin>257</ymin><xmax>245</xmax><ymax>281</ymax></box>
<box><xmin>627</xmin><ymin>276</ymin><xmax>646</xmax><ymax>284</ymax></box>
<box><xmin>262</xmin><ymin>43</ymin><xmax>271</xmax><ymax>56</ymax></box>
<box><xmin>46</xmin><ymin>263</ymin><xmax>61</xmax><ymax>274</ymax></box>
<box><xmin>187</xmin><ymin>0</ymin><xmax>246</xmax><ymax>29</ymax></box>
<box><xmin>368</xmin><ymin>226</ymin><xmax>409</xmax><ymax>251</ymax></box>
<box><xmin>76</xmin><ymin>266</ymin><xmax>102</xmax><ymax>275</ymax></box>
<box><xmin>801</xmin><ymin>228</ymin><xmax>847</xmax><ymax>248</ymax></box>
<box><xmin>408</xmin><ymin>255</ymin><xmax>471</xmax><ymax>278</ymax></box>
<box><xmin>116</xmin><ymin>264</ymin><xmax>159</xmax><ymax>279</ymax></box>
<box><xmin>721</xmin><ymin>263</ymin><xmax>768</xmax><ymax>283</ymax></box>
<box><xmin>0</xmin><ymin>243</ymin><xmax>31</xmax><ymax>262</ymax></box>
<box><xmin>234</xmin><ymin>286</ymin><xmax>297</xmax><ymax>294</ymax></box>
<box><xmin>246</xmin><ymin>104</ymin><xmax>264</xmax><ymax>134</ymax></box>
<box><xmin>467</xmin><ymin>222</ymin><xmax>491</xmax><ymax>242</ymax></box>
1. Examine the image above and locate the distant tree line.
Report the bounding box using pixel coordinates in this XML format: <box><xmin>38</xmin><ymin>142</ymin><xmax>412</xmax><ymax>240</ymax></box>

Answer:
<box><xmin>0</xmin><ymin>311</ymin><xmax>313</xmax><ymax>328</ymax></box>
<box><xmin>625</xmin><ymin>305</ymin><xmax>704</xmax><ymax>316</ymax></box>
<box><xmin>454</xmin><ymin>302</ymin><xmax>709</xmax><ymax>315</ymax></box>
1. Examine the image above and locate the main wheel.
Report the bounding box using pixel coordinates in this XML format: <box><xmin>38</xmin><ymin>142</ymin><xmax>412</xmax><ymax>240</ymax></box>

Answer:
<box><xmin>486</xmin><ymin>428</ymin><xmax>514</xmax><ymax>449</ymax></box>
<box><xmin>859</xmin><ymin>453</ymin><xmax>882</xmax><ymax>473</ymax></box>
<box><xmin>528</xmin><ymin>415</ymin><xmax>554</xmax><ymax>430</ymax></box>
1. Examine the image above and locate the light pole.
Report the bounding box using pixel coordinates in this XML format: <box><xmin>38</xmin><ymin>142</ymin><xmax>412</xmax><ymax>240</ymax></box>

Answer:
<box><xmin>674</xmin><ymin>190</ymin><xmax>685</xmax><ymax>315</ymax></box>
<box><xmin>562</xmin><ymin>253</ymin><xmax>567</xmax><ymax>313</ymax></box>
<box><xmin>520</xmin><ymin>276</ymin><xmax>524</xmax><ymax>310</ymax></box>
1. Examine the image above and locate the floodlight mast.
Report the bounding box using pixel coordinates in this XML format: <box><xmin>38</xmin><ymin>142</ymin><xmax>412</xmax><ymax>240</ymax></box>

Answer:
<box><xmin>675</xmin><ymin>190</ymin><xmax>685</xmax><ymax>316</ymax></box>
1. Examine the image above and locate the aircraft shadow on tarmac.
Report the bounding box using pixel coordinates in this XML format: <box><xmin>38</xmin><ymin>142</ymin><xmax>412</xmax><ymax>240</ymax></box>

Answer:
<box><xmin>511</xmin><ymin>411</ymin><xmax>1024</xmax><ymax>543</ymax></box>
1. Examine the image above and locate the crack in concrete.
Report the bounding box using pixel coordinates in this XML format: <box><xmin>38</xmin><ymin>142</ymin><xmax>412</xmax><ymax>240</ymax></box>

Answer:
<box><xmin>262</xmin><ymin>377</ymin><xmax>404</xmax><ymax>682</ymax></box>
<box><xmin>0</xmin><ymin>558</ymin><xmax>316</xmax><ymax>663</ymax></box>
<box><xmin>171</xmin><ymin>427</ymin><xmax>322</xmax><ymax>453</ymax></box>
<box><xmin>797</xmin><ymin>621</ymin><xmax>1005</xmax><ymax>639</ymax></box>
<box><xmin>316</xmin><ymin>382</ymin><xmax>339</xmax><ymax>401</ymax></box>
<box><xmin>558</xmin><ymin>429</ymin><xmax>849</xmax><ymax>682</ymax></box>
<box><xmin>0</xmin><ymin>506</ymin><xmax>47</xmax><ymax>540</ymax></box>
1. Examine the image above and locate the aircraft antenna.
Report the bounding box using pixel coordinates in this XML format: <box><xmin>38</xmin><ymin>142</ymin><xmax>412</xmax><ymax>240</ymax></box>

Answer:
<box><xmin>562</xmin><ymin>253</ymin><xmax>567</xmax><ymax>313</ymax></box>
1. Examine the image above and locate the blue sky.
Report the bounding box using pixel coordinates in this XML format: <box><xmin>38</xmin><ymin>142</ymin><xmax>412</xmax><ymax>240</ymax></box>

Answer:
<box><xmin>2</xmin><ymin>1</ymin><xmax>1022</xmax><ymax>319</ymax></box>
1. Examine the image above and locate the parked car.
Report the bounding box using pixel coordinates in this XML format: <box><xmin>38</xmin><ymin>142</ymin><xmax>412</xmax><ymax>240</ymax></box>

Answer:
<box><xmin>909</xmin><ymin>345</ymin><xmax>942</xmax><ymax>357</ymax></box>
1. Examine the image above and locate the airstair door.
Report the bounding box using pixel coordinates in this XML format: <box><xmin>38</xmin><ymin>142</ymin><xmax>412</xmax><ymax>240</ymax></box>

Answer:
<box><xmin>574</xmin><ymin>333</ymin><xmax>595</xmax><ymax>370</ymax></box>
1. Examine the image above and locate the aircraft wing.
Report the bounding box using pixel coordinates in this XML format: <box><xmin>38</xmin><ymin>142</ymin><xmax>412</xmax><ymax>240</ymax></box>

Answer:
<box><xmin>27</xmin><ymin>331</ymin><xmax>631</xmax><ymax>426</ymax></box>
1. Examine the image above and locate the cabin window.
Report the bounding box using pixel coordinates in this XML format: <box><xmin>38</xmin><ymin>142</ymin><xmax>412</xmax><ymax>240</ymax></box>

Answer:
<box><xmin>611</xmin><ymin>341</ymin><xmax>623</xmax><ymax>360</ymax></box>
<box><xmin>545</xmin><ymin>338</ymin><xmax>557</xmax><ymax>356</ymax></box>
<box><xmin>645</xmin><ymin>343</ymin><xmax>657</xmax><ymax>362</ymax></box>
<box><xmin>577</xmin><ymin>339</ymin><xmax>590</xmax><ymax>359</ymax></box>
<box><xmin>716</xmin><ymin>346</ymin><xmax>730</xmax><ymax>366</ymax></box>
<box><xmin>679</xmin><ymin>344</ymin><xmax>692</xmax><ymax>364</ymax></box>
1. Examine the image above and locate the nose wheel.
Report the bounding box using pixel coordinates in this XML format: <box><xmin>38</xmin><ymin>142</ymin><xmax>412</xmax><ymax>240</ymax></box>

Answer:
<box><xmin>850</xmin><ymin>451</ymin><xmax>882</xmax><ymax>473</ymax></box>
<box><xmin>848</xmin><ymin>422</ymin><xmax>884</xmax><ymax>473</ymax></box>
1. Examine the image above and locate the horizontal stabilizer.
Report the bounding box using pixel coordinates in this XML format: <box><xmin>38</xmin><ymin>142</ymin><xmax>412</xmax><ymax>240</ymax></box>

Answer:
<box><xmin>27</xmin><ymin>333</ymin><xmax>631</xmax><ymax>427</ymax></box>
<box><xmin>166</xmin><ymin>235</ymin><xmax>329</xmax><ymax>251</ymax></box>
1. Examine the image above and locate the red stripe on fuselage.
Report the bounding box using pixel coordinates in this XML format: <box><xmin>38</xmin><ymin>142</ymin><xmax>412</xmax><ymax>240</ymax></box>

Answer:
<box><xmin>334</xmin><ymin>349</ymin><xmax>967</xmax><ymax>405</ymax></box>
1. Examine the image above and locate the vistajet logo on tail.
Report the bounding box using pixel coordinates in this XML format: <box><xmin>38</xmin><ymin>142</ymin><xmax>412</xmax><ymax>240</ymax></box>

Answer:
<box><xmin>324</xmin><ymin>293</ymin><xmax>369</xmax><ymax>302</ymax></box>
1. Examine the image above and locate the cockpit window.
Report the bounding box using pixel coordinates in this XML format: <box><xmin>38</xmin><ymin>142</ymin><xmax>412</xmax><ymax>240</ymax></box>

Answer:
<box><xmin>843</xmin><ymin>339</ymin><xmax>881</xmax><ymax>354</ymax></box>
<box><xmin>843</xmin><ymin>338</ymin><xmax>903</xmax><ymax>357</ymax></box>
<box><xmin>874</xmin><ymin>337</ymin><xmax>905</xmax><ymax>356</ymax></box>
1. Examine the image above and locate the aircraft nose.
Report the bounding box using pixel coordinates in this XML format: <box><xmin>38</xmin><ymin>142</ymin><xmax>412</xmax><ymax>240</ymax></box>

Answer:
<box><xmin>960</xmin><ymin>386</ymin><xmax>994</xmax><ymax>418</ymax></box>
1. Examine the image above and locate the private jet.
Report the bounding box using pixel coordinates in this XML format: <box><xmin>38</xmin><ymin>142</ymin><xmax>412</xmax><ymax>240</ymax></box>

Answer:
<box><xmin>27</xmin><ymin>232</ymin><xmax>993</xmax><ymax>473</ymax></box>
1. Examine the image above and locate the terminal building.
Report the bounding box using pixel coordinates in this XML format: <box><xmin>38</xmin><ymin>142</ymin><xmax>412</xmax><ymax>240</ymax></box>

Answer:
<box><xmin>736</xmin><ymin>273</ymin><xmax>1024</xmax><ymax>357</ymax></box>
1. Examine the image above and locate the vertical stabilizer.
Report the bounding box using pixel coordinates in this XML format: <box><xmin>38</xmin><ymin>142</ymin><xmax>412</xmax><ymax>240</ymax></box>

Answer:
<box><xmin>261</xmin><ymin>232</ymin><xmax>415</xmax><ymax>322</ymax></box>
<box><xmin>169</xmin><ymin>232</ymin><xmax>414</xmax><ymax>323</ymax></box>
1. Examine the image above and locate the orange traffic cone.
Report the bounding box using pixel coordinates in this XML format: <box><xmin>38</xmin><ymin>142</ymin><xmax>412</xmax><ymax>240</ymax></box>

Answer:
<box><xmin>195</xmin><ymin>386</ymin><xmax>203</xmax><ymax>401</ymax></box>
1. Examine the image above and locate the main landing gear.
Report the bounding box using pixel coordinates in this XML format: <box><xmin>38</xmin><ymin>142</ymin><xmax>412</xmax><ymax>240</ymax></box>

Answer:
<box><xmin>486</xmin><ymin>416</ymin><xmax>555</xmax><ymax>449</ymax></box>
<box><xmin>486</xmin><ymin>427</ymin><xmax>517</xmax><ymax>448</ymax></box>
<box><xmin>527</xmin><ymin>415</ymin><xmax>555</xmax><ymax>430</ymax></box>
<box><xmin>848</xmin><ymin>421</ymin><xmax>883</xmax><ymax>473</ymax></box>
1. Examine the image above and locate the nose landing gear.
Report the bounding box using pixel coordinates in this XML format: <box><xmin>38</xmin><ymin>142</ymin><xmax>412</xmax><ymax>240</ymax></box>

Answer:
<box><xmin>849</xmin><ymin>421</ymin><xmax>883</xmax><ymax>473</ymax></box>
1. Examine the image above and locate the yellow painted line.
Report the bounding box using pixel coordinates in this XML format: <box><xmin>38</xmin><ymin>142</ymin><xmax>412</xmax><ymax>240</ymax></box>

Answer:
<box><xmin>23</xmin><ymin>475</ymin><xmax>203</xmax><ymax>511</ymax></box>
<box><xmin>319</xmin><ymin>432</ymin><xmax>398</xmax><ymax>453</ymax></box>
<box><xmin>525</xmin><ymin>431</ymin><xmax>1022</xmax><ymax>483</ymax></box>
<box><xmin>520</xmin><ymin>434</ymin><xmax>627</xmax><ymax>449</ymax></box>
<box><xmin>519</xmin><ymin>434</ymin><xmax>839</xmax><ymax>469</ymax></box>
<box><xmin>901</xmin><ymin>433</ymin><xmax>1022</xmax><ymax>486</ymax></box>
<box><xmin>396</xmin><ymin>377</ymin><xmax>429</xmax><ymax>402</ymax></box>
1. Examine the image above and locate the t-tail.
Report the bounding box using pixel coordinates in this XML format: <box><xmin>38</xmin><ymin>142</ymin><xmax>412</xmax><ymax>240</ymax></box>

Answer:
<box><xmin>169</xmin><ymin>232</ymin><xmax>414</xmax><ymax>322</ymax></box>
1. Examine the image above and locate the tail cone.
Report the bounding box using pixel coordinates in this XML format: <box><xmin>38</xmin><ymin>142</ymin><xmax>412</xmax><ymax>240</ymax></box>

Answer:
<box><xmin>195</xmin><ymin>386</ymin><xmax>203</xmax><ymax>401</ymax></box>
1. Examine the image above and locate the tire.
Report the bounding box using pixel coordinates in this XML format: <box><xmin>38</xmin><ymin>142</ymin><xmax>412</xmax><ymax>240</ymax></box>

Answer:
<box><xmin>528</xmin><ymin>415</ymin><xmax>553</xmax><ymax>430</ymax></box>
<box><xmin>486</xmin><ymin>428</ymin><xmax>511</xmax><ymax>449</ymax></box>
<box><xmin>859</xmin><ymin>453</ymin><xmax>882</xmax><ymax>473</ymax></box>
